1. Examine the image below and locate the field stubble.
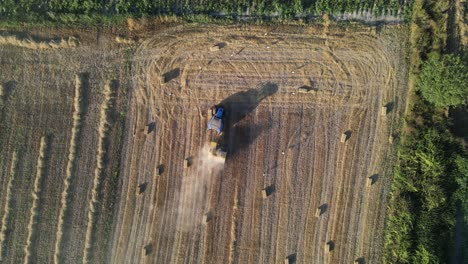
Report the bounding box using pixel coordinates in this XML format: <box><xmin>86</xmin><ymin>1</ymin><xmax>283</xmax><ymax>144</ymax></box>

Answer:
<box><xmin>0</xmin><ymin>23</ymin><xmax>408</xmax><ymax>264</ymax></box>
<box><xmin>0</xmin><ymin>36</ymin><xmax>128</xmax><ymax>263</ymax></box>
<box><xmin>111</xmin><ymin>24</ymin><xmax>409</xmax><ymax>263</ymax></box>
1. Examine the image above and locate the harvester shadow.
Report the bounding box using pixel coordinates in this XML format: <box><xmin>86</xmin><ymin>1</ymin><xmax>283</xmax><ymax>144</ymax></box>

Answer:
<box><xmin>218</xmin><ymin>82</ymin><xmax>278</xmax><ymax>157</ymax></box>
<box><xmin>225</xmin><ymin>121</ymin><xmax>272</xmax><ymax>158</ymax></box>
<box><xmin>219</xmin><ymin>82</ymin><xmax>278</xmax><ymax>125</ymax></box>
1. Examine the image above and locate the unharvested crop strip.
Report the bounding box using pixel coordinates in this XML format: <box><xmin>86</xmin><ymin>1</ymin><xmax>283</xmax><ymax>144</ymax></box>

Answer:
<box><xmin>228</xmin><ymin>184</ymin><xmax>239</xmax><ymax>264</ymax></box>
<box><xmin>0</xmin><ymin>152</ymin><xmax>17</xmax><ymax>261</ymax></box>
<box><xmin>0</xmin><ymin>34</ymin><xmax>79</xmax><ymax>49</ymax></box>
<box><xmin>0</xmin><ymin>84</ymin><xmax>4</xmax><ymax>107</ymax></box>
<box><xmin>23</xmin><ymin>137</ymin><xmax>47</xmax><ymax>264</ymax></box>
<box><xmin>54</xmin><ymin>74</ymin><xmax>85</xmax><ymax>264</ymax></box>
<box><xmin>82</xmin><ymin>80</ymin><xmax>116</xmax><ymax>264</ymax></box>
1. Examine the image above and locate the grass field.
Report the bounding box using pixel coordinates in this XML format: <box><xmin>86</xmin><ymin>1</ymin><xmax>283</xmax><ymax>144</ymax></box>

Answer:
<box><xmin>0</xmin><ymin>22</ymin><xmax>409</xmax><ymax>263</ymax></box>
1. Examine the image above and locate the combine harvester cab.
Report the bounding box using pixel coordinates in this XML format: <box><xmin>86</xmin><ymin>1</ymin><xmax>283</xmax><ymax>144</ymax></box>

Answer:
<box><xmin>207</xmin><ymin>106</ymin><xmax>224</xmax><ymax>133</ymax></box>
<box><xmin>207</xmin><ymin>106</ymin><xmax>227</xmax><ymax>161</ymax></box>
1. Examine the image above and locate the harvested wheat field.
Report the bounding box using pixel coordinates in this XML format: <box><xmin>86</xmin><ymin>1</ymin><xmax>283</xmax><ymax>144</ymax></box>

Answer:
<box><xmin>0</xmin><ymin>23</ymin><xmax>408</xmax><ymax>264</ymax></box>
<box><xmin>0</xmin><ymin>31</ymin><xmax>128</xmax><ymax>263</ymax></box>
<box><xmin>111</xmin><ymin>24</ymin><xmax>408</xmax><ymax>264</ymax></box>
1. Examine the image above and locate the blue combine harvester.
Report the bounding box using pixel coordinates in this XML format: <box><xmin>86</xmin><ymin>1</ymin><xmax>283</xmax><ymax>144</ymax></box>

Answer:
<box><xmin>207</xmin><ymin>106</ymin><xmax>227</xmax><ymax>160</ymax></box>
<box><xmin>207</xmin><ymin>106</ymin><xmax>224</xmax><ymax>133</ymax></box>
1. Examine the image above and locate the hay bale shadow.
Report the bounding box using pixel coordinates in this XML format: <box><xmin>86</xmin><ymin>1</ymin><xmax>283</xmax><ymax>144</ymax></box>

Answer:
<box><xmin>138</xmin><ymin>182</ymin><xmax>148</xmax><ymax>194</ymax></box>
<box><xmin>298</xmin><ymin>85</ymin><xmax>318</xmax><ymax>93</ymax></box>
<box><xmin>147</xmin><ymin>122</ymin><xmax>156</xmax><ymax>134</ymax></box>
<box><xmin>344</xmin><ymin>130</ymin><xmax>352</xmax><ymax>140</ymax></box>
<box><xmin>210</xmin><ymin>42</ymin><xmax>226</xmax><ymax>51</ymax></box>
<box><xmin>156</xmin><ymin>164</ymin><xmax>165</xmax><ymax>176</ymax></box>
<box><xmin>370</xmin><ymin>174</ymin><xmax>379</xmax><ymax>185</ymax></box>
<box><xmin>108</xmin><ymin>79</ymin><xmax>120</xmax><ymax>93</ymax></box>
<box><xmin>264</xmin><ymin>184</ymin><xmax>275</xmax><ymax>196</ymax></box>
<box><xmin>162</xmin><ymin>68</ymin><xmax>180</xmax><ymax>83</ymax></box>
<box><xmin>204</xmin><ymin>211</ymin><xmax>214</xmax><ymax>223</ymax></box>
<box><xmin>384</xmin><ymin>101</ymin><xmax>395</xmax><ymax>114</ymax></box>
<box><xmin>355</xmin><ymin>257</ymin><xmax>366</xmax><ymax>264</ymax></box>
<box><xmin>184</xmin><ymin>156</ymin><xmax>193</xmax><ymax>168</ymax></box>
<box><xmin>285</xmin><ymin>253</ymin><xmax>297</xmax><ymax>264</ymax></box>
<box><xmin>216</xmin><ymin>42</ymin><xmax>226</xmax><ymax>48</ymax></box>
<box><xmin>319</xmin><ymin>203</ymin><xmax>328</xmax><ymax>215</ymax></box>
<box><xmin>143</xmin><ymin>244</ymin><xmax>153</xmax><ymax>256</ymax></box>
<box><xmin>326</xmin><ymin>241</ymin><xmax>335</xmax><ymax>251</ymax></box>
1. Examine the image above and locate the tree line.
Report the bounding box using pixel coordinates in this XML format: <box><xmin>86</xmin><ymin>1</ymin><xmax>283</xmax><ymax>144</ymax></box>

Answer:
<box><xmin>383</xmin><ymin>0</ymin><xmax>468</xmax><ymax>262</ymax></box>
<box><xmin>1</xmin><ymin>0</ymin><xmax>409</xmax><ymax>19</ymax></box>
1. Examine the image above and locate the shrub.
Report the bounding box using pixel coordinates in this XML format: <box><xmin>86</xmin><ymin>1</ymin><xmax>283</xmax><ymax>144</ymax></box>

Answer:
<box><xmin>418</xmin><ymin>54</ymin><xmax>468</xmax><ymax>107</ymax></box>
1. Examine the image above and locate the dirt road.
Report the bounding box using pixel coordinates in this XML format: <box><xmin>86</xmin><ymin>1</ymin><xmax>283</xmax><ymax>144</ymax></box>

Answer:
<box><xmin>111</xmin><ymin>25</ymin><xmax>408</xmax><ymax>263</ymax></box>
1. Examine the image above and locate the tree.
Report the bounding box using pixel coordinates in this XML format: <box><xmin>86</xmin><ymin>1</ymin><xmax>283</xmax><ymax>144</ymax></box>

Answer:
<box><xmin>418</xmin><ymin>54</ymin><xmax>468</xmax><ymax>107</ymax></box>
<box><xmin>412</xmin><ymin>244</ymin><xmax>438</xmax><ymax>264</ymax></box>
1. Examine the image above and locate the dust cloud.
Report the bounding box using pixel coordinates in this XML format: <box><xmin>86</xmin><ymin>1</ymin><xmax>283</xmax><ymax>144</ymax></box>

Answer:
<box><xmin>175</xmin><ymin>144</ymin><xmax>225</xmax><ymax>231</ymax></box>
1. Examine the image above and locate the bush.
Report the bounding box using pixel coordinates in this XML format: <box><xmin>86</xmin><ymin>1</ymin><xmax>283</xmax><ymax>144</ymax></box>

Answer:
<box><xmin>418</xmin><ymin>54</ymin><xmax>468</xmax><ymax>107</ymax></box>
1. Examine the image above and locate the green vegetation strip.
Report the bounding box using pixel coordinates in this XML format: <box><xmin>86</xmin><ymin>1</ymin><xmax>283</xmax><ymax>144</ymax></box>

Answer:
<box><xmin>0</xmin><ymin>0</ymin><xmax>411</xmax><ymax>27</ymax></box>
<box><xmin>383</xmin><ymin>0</ymin><xmax>468</xmax><ymax>263</ymax></box>
<box><xmin>384</xmin><ymin>101</ymin><xmax>468</xmax><ymax>263</ymax></box>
